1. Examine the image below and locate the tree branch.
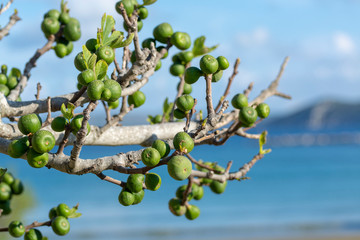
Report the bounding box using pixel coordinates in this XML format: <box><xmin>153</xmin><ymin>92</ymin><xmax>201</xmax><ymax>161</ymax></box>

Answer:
<box><xmin>0</xmin><ymin>10</ymin><xmax>20</xmax><ymax>40</ymax></box>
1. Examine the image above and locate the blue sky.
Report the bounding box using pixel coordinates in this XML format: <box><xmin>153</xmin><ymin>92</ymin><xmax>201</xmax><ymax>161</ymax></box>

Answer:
<box><xmin>1</xmin><ymin>0</ymin><xmax>360</xmax><ymax>120</ymax></box>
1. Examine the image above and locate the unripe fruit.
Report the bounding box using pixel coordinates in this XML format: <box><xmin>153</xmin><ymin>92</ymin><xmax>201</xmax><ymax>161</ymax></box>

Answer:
<box><xmin>169</xmin><ymin>64</ymin><xmax>185</xmax><ymax>76</ymax></box>
<box><xmin>74</xmin><ymin>52</ymin><xmax>87</xmax><ymax>71</ymax></box>
<box><xmin>177</xmin><ymin>82</ymin><xmax>192</xmax><ymax>95</ymax></box>
<box><xmin>108</xmin><ymin>99</ymin><xmax>120</xmax><ymax>109</ymax></box>
<box><xmin>239</xmin><ymin>106</ymin><xmax>258</xmax><ymax>126</ymax></box>
<box><xmin>172</xmin><ymin>53</ymin><xmax>182</xmax><ymax>64</ymax></box>
<box><xmin>184</xmin><ymin>67</ymin><xmax>203</xmax><ymax>84</ymax></box>
<box><xmin>8</xmin><ymin>136</ymin><xmax>30</xmax><ymax>158</ymax></box>
<box><xmin>142</xmin><ymin>38</ymin><xmax>156</xmax><ymax>49</ymax></box>
<box><xmin>54</xmin><ymin>43</ymin><xmax>67</xmax><ymax>58</ymax></box>
<box><xmin>31</xmin><ymin>130</ymin><xmax>55</xmax><ymax>153</ymax></box>
<box><xmin>200</xmin><ymin>55</ymin><xmax>219</xmax><ymax>74</ymax></box>
<box><xmin>155</xmin><ymin>60</ymin><xmax>161</xmax><ymax>71</ymax></box>
<box><xmin>176</xmin><ymin>184</ymin><xmax>193</xmax><ymax>201</ymax></box>
<box><xmin>174</xmin><ymin>109</ymin><xmax>186</xmax><ymax>119</ymax></box>
<box><xmin>49</xmin><ymin>207</ymin><xmax>58</xmax><ymax>219</ymax></box>
<box><xmin>101</xmin><ymin>88</ymin><xmax>112</xmax><ymax>101</ymax></box>
<box><xmin>51</xmin><ymin>216</ymin><xmax>70</xmax><ymax>236</ymax></box>
<box><xmin>8</xmin><ymin>220</ymin><xmax>25</xmax><ymax>238</ymax></box>
<box><xmin>0</xmin><ymin>200</ymin><xmax>11</xmax><ymax>215</ymax></box>
<box><xmin>77</xmin><ymin>69</ymin><xmax>95</xmax><ymax>86</ymax></box>
<box><xmin>118</xmin><ymin>189</ymin><xmax>135</xmax><ymax>206</ymax></box>
<box><xmin>2</xmin><ymin>172</ymin><xmax>14</xmax><ymax>185</ymax></box>
<box><xmin>145</xmin><ymin>172</ymin><xmax>161</xmax><ymax>191</ymax></box>
<box><xmin>96</xmin><ymin>46</ymin><xmax>115</xmax><ymax>65</ymax></box>
<box><xmin>179</xmin><ymin>51</ymin><xmax>194</xmax><ymax>63</ymax></box>
<box><xmin>132</xmin><ymin>189</ymin><xmax>145</xmax><ymax>205</ymax></box>
<box><xmin>171</xmin><ymin>32</ymin><xmax>191</xmax><ymax>50</ymax></box>
<box><xmin>138</xmin><ymin>6</ymin><xmax>148</xmax><ymax>19</ymax></box>
<box><xmin>168</xmin><ymin>198</ymin><xmax>186</xmax><ymax>216</ymax></box>
<box><xmin>217</xmin><ymin>56</ymin><xmax>230</xmax><ymax>70</ymax></box>
<box><xmin>27</xmin><ymin>148</ymin><xmax>49</xmax><ymax>168</ymax></box>
<box><xmin>24</xmin><ymin>228</ymin><xmax>43</xmax><ymax>240</ymax></box>
<box><xmin>0</xmin><ymin>182</ymin><xmax>12</xmax><ymax>201</ymax></box>
<box><xmin>70</xmin><ymin>114</ymin><xmax>91</xmax><ymax>135</ymax></box>
<box><xmin>152</xmin><ymin>114</ymin><xmax>162</xmax><ymax>124</ymax></box>
<box><xmin>137</xmin><ymin>19</ymin><xmax>143</xmax><ymax>32</ymax></box>
<box><xmin>51</xmin><ymin>116</ymin><xmax>67</xmax><ymax>132</ymax></box>
<box><xmin>11</xmin><ymin>179</ymin><xmax>24</xmax><ymax>195</ymax></box>
<box><xmin>126</xmin><ymin>174</ymin><xmax>144</xmax><ymax>193</ymax></box>
<box><xmin>212</xmin><ymin>70</ymin><xmax>223</xmax><ymax>82</ymax></box>
<box><xmin>167</xmin><ymin>155</ymin><xmax>192</xmax><ymax>181</ymax></box>
<box><xmin>1</xmin><ymin>64</ymin><xmax>7</xmax><ymax>74</ymax></box>
<box><xmin>87</xmin><ymin>80</ymin><xmax>105</xmax><ymax>101</ymax></box>
<box><xmin>128</xmin><ymin>91</ymin><xmax>146</xmax><ymax>108</ymax></box>
<box><xmin>7</xmin><ymin>75</ymin><xmax>18</xmax><ymax>89</ymax></box>
<box><xmin>231</xmin><ymin>93</ymin><xmax>248</xmax><ymax>109</ymax></box>
<box><xmin>56</xmin><ymin>203</ymin><xmax>71</xmax><ymax>217</ymax></box>
<box><xmin>103</xmin><ymin>79</ymin><xmax>122</xmax><ymax>102</ymax></box>
<box><xmin>185</xmin><ymin>205</ymin><xmax>200</xmax><ymax>220</ymax></box>
<box><xmin>0</xmin><ymin>73</ymin><xmax>7</xmax><ymax>84</ymax></box>
<box><xmin>0</xmin><ymin>84</ymin><xmax>10</xmax><ymax>96</ymax></box>
<box><xmin>173</xmin><ymin>132</ymin><xmax>194</xmax><ymax>153</ymax></box>
<box><xmin>209</xmin><ymin>180</ymin><xmax>227</xmax><ymax>194</ymax></box>
<box><xmin>141</xmin><ymin>147</ymin><xmax>161</xmax><ymax>167</ymax></box>
<box><xmin>64</xmin><ymin>18</ymin><xmax>81</xmax><ymax>41</ymax></box>
<box><xmin>44</xmin><ymin>9</ymin><xmax>60</xmax><ymax>19</ymax></box>
<box><xmin>176</xmin><ymin>94</ymin><xmax>194</xmax><ymax>112</ymax></box>
<box><xmin>18</xmin><ymin>113</ymin><xmax>42</xmax><ymax>135</ymax></box>
<box><xmin>152</xmin><ymin>140</ymin><xmax>170</xmax><ymax>158</ymax></box>
<box><xmin>59</xmin><ymin>12</ymin><xmax>70</xmax><ymax>24</ymax></box>
<box><xmin>153</xmin><ymin>23</ymin><xmax>173</xmax><ymax>43</ymax></box>
<box><xmin>115</xmin><ymin>0</ymin><xmax>134</xmax><ymax>16</ymax></box>
<box><xmin>41</xmin><ymin>17</ymin><xmax>60</xmax><ymax>35</ymax></box>
<box><xmin>85</xmin><ymin>38</ymin><xmax>98</xmax><ymax>53</ymax></box>
<box><xmin>256</xmin><ymin>103</ymin><xmax>270</xmax><ymax>119</ymax></box>
<box><xmin>193</xmin><ymin>185</ymin><xmax>204</xmax><ymax>200</ymax></box>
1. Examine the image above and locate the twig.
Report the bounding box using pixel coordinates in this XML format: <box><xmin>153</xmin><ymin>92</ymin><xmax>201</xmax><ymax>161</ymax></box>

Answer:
<box><xmin>0</xmin><ymin>220</ymin><xmax>51</xmax><ymax>232</ymax></box>
<box><xmin>214</xmin><ymin>58</ymin><xmax>240</xmax><ymax>112</ymax></box>
<box><xmin>69</xmin><ymin>86</ymin><xmax>87</xmax><ymax>106</ymax></box>
<box><xmin>56</xmin><ymin>126</ymin><xmax>71</xmax><ymax>155</ymax></box>
<box><xmin>101</xmin><ymin>100</ymin><xmax>111</xmax><ymax>124</ymax></box>
<box><xmin>184</xmin><ymin>98</ymin><xmax>197</xmax><ymax>132</ymax></box>
<box><xmin>243</xmin><ymin>82</ymin><xmax>254</xmax><ymax>97</ymax></box>
<box><xmin>205</xmin><ymin>74</ymin><xmax>216</xmax><ymax>126</ymax></box>
<box><xmin>96</xmin><ymin>172</ymin><xmax>125</xmax><ymax>187</ymax></box>
<box><xmin>7</xmin><ymin>35</ymin><xmax>56</xmax><ymax>101</ymax></box>
<box><xmin>181</xmin><ymin>176</ymin><xmax>193</xmax><ymax>205</ymax></box>
<box><xmin>69</xmin><ymin>101</ymin><xmax>97</xmax><ymax>170</ymax></box>
<box><xmin>35</xmin><ymin>83</ymin><xmax>42</xmax><ymax>100</ymax></box>
<box><xmin>186</xmin><ymin>153</ymin><xmax>222</xmax><ymax>174</ymax></box>
<box><xmin>0</xmin><ymin>0</ymin><xmax>13</xmax><ymax>15</ymax></box>
<box><xmin>42</xmin><ymin>97</ymin><xmax>52</xmax><ymax>127</ymax></box>
<box><xmin>0</xmin><ymin>10</ymin><xmax>20</xmax><ymax>40</ymax></box>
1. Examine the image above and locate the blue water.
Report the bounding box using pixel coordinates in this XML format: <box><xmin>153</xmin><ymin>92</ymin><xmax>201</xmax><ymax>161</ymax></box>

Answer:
<box><xmin>1</xmin><ymin>138</ymin><xmax>360</xmax><ymax>239</ymax></box>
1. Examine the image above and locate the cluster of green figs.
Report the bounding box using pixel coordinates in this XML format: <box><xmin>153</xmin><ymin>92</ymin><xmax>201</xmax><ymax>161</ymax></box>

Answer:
<box><xmin>0</xmin><ymin>65</ymin><xmax>21</xmax><ymax>99</ymax></box>
<box><xmin>7</xmin><ymin>112</ymin><xmax>91</xmax><ymax>168</ymax></box>
<box><xmin>0</xmin><ymin>171</ymin><xmax>24</xmax><ymax>216</ymax></box>
<box><xmin>6</xmin><ymin>202</ymin><xmax>78</xmax><ymax>239</ymax></box>
<box><xmin>41</xmin><ymin>6</ymin><xmax>81</xmax><ymax>58</ymax></box>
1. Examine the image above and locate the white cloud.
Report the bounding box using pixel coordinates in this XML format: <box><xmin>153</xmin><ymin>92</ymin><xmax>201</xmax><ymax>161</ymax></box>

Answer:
<box><xmin>236</xmin><ymin>27</ymin><xmax>270</xmax><ymax>47</ymax></box>
<box><xmin>333</xmin><ymin>32</ymin><xmax>356</xmax><ymax>55</ymax></box>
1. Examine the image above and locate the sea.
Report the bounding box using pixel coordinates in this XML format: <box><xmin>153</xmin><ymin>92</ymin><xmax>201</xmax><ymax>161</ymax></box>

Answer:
<box><xmin>1</xmin><ymin>135</ymin><xmax>360</xmax><ymax>240</ymax></box>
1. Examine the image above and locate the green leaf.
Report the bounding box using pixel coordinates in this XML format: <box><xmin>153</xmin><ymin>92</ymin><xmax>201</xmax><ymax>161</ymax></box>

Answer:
<box><xmin>192</xmin><ymin>36</ymin><xmax>218</xmax><ymax>57</ymax></box>
<box><xmin>143</xmin><ymin>0</ymin><xmax>157</xmax><ymax>5</ymax></box>
<box><xmin>88</xmin><ymin>54</ymin><xmax>97</xmax><ymax>70</ymax></box>
<box><xmin>8</xmin><ymin>68</ymin><xmax>21</xmax><ymax>79</ymax></box>
<box><xmin>103</xmin><ymin>15</ymin><xmax>115</xmax><ymax>44</ymax></box>
<box><xmin>95</xmin><ymin>60</ymin><xmax>108</xmax><ymax>80</ymax></box>
<box><xmin>259</xmin><ymin>131</ymin><xmax>271</xmax><ymax>155</ymax></box>
<box><xmin>67</xmin><ymin>102</ymin><xmax>75</xmax><ymax>116</ymax></box>
<box><xmin>82</xmin><ymin>45</ymin><xmax>91</xmax><ymax>69</ymax></box>
<box><xmin>61</xmin><ymin>103</ymin><xmax>67</xmax><ymax>116</ymax></box>
<box><xmin>111</xmin><ymin>33</ymin><xmax>134</xmax><ymax>48</ymax></box>
<box><xmin>68</xmin><ymin>212</ymin><xmax>82</xmax><ymax>218</ymax></box>
<box><xmin>103</xmin><ymin>31</ymin><xmax>122</xmax><ymax>46</ymax></box>
<box><xmin>147</xmin><ymin>115</ymin><xmax>154</xmax><ymax>124</ymax></box>
<box><xmin>100</xmin><ymin>13</ymin><xmax>106</xmax><ymax>43</ymax></box>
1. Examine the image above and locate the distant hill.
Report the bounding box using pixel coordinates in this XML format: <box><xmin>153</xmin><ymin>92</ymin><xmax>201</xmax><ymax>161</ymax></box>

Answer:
<box><xmin>261</xmin><ymin>100</ymin><xmax>360</xmax><ymax>134</ymax></box>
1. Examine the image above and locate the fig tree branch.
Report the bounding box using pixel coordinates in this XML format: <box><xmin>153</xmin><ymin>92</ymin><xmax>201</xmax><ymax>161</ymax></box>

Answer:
<box><xmin>0</xmin><ymin>220</ymin><xmax>51</xmax><ymax>232</ymax></box>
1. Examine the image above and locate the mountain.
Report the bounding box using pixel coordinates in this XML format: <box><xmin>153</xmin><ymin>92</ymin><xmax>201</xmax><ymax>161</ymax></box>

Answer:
<box><xmin>261</xmin><ymin>100</ymin><xmax>360</xmax><ymax>134</ymax></box>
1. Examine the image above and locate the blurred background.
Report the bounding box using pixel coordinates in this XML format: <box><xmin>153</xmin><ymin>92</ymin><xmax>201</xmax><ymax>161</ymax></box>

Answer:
<box><xmin>0</xmin><ymin>0</ymin><xmax>360</xmax><ymax>239</ymax></box>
